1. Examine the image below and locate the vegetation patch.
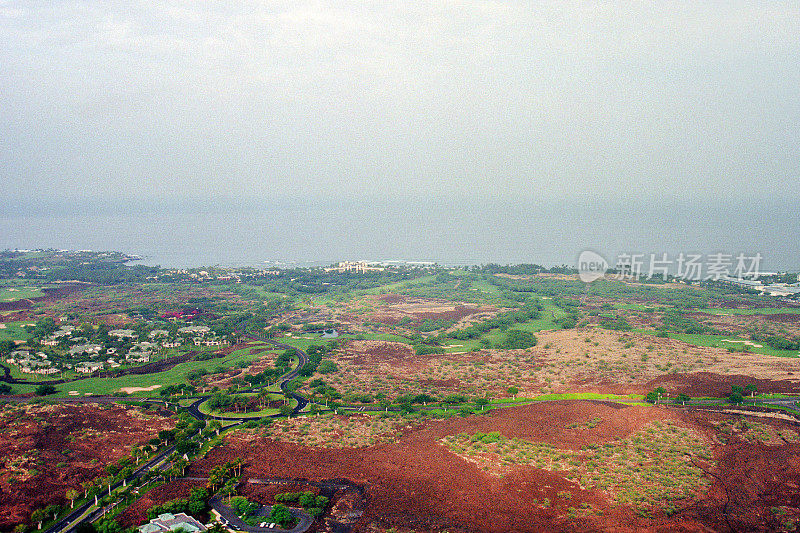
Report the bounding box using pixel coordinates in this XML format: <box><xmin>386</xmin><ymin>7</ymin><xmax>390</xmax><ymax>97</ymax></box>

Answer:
<box><xmin>442</xmin><ymin>420</ymin><xmax>713</xmax><ymax>511</ymax></box>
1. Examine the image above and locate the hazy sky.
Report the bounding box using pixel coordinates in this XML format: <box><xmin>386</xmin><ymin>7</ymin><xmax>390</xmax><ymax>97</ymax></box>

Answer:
<box><xmin>2</xmin><ymin>1</ymin><xmax>799</xmax><ymax>204</ymax></box>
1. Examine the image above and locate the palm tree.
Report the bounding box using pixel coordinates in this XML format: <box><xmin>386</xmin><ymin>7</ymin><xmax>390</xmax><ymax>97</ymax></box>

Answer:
<box><xmin>66</xmin><ymin>489</ymin><xmax>79</xmax><ymax>509</ymax></box>
<box><xmin>81</xmin><ymin>480</ymin><xmax>95</xmax><ymax>499</ymax></box>
<box><xmin>31</xmin><ymin>509</ymin><xmax>46</xmax><ymax>530</ymax></box>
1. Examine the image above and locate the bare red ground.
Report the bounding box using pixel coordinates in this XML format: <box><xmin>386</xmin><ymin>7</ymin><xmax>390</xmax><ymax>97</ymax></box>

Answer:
<box><xmin>190</xmin><ymin>401</ymin><xmax>800</xmax><ymax>532</ymax></box>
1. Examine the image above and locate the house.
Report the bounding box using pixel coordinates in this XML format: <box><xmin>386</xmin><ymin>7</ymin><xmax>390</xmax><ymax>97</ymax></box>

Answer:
<box><xmin>149</xmin><ymin>330</ymin><xmax>169</xmax><ymax>339</ymax></box>
<box><xmin>52</xmin><ymin>326</ymin><xmax>75</xmax><ymax>338</ymax></box>
<box><xmin>138</xmin><ymin>513</ymin><xmax>207</xmax><ymax>533</ymax></box>
<box><xmin>127</xmin><ymin>352</ymin><xmax>151</xmax><ymax>363</ymax></box>
<box><xmin>162</xmin><ymin>341</ymin><xmax>181</xmax><ymax>348</ymax></box>
<box><xmin>109</xmin><ymin>329</ymin><xmax>136</xmax><ymax>339</ymax></box>
<box><xmin>178</xmin><ymin>326</ymin><xmax>211</xmax><ymax>336</ymax></box>
<box><xmin>41</xmin><ymin>337</ymin><xmax>60</xmax><ymax>346</ymax></box>
<box><xmin>324</xmin><ymin>260</ymin><xmax>385</xmax><ymax>273</ymax></box>
<box><xmin>76</xmin><ymin>361</ymin><xmax>103</xmax><ymax>373</ymax></box>
<box><xmin>20</xmin><ymin>358</ymin><xmax>54</xmax><ymax>374</ymax></box>
<box><xmin>69</xmin><ymin>344</ymin><xmax>103</xmax><ymax>356</ymax></box>
<box><xmin>194</xmin><ymin>338</ymin><xmax>228</xmax><ymax>347</ymax></box>
<box><xmin>10</xmin><ymin>350</ymin><xmax>30</xmax><ymax>360</ymax></box>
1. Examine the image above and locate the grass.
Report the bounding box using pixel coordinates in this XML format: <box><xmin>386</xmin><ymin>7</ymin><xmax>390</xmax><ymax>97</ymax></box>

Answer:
<box><xmin>632</xmin><ymin>329</ymin><xmax>799</xmax><ymax>358</ymax></box>
<box><xmin>0</xmin><ymin>320</ymin><xmax>34</xmax><ymax>341</ymax></box>
<box><xmin>198</xmin><ymin>392</ymin><xmax>294</xmax><ymax>418</ymax></box>
<box><xmin>524</xmin><ymin>392</ymin><xmax>644</xmax><ymax>403</ymax></box>
<box><xmin>0</xmin><ymin>285</ymin><xmax>49</xmax><ymax>302</ymax></box>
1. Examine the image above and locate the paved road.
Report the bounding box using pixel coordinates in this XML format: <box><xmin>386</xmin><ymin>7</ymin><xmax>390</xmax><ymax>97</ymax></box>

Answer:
<box><xmin>183</xmin><ymin>333</ymin><xmax>310</xmax><ymax>421</ymax></box>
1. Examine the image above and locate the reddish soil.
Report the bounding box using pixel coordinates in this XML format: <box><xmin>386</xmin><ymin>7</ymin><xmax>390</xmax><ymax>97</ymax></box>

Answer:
<box><xmin>414</xmin><ymin>305</ymin><xmax>485</xmax><ymax>322</ymax></box>
<box><xmin>0</xmin><ymin>300</ymin><xmax>34</xmax><ymax>311</ymax></box>
<box><xmin>188</xmin><ymin>401</ymin><xmax>800</xmax><ymax>532</ymax></box>
<box><xmin>0</xmin><ymin>403</ymin><xmax>174</xmax><ymax>530</ymax></box>
<box><xmin>116</xmin><ymin>479</ymin><xmax>206</xmax><ymax>528</ymax></box>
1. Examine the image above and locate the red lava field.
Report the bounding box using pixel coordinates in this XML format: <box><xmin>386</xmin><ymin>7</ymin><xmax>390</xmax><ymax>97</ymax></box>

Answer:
<box><xmin>190</xmin><ymin>401</ymin><xmax>800</xmax><ymax>533</ymax></box>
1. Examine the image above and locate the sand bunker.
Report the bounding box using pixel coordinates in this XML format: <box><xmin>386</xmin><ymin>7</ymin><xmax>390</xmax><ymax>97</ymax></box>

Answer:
<box><xmin>119</xmin><ymin>385</ymin><xmax>162</xmax><ymax>394</ymax></box>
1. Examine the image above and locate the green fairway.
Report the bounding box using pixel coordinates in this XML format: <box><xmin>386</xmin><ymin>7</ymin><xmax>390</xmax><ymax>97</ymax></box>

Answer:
<box><xmin>0</xmin><ymin>285</ymin><xmax>49</xmax><ymax>302</ymax></box>
<box><xmin>198</xmin><ymin>392</ymin><xmax>295</xmax><ymax>417</ymax></box>
<box><xmin>632</xmin><ymin>330</ymin><xmax>800</xmax><ymax>358</ymax></box>
<box><xmin>0</xmin><ymin>320</ymin><xmax>34</xmax><ymax>341</ymax></box>
<box><xmin>524</xmin><ymin>392</ymin><xmax>644</xmax><ymax>402</ymax></box>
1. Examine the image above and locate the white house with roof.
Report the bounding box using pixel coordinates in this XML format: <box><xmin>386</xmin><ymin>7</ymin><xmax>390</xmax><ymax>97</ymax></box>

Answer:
<box><xmin>149</xmin><ymin>329</ymin><xmax>169</xmax><ymax>339</ymax></box>
<box><xmin>126</xmin><ymin>352</ymin><xmax>151</xmax><ymax>363</ymax></box>
<box><xmin>41</xmin><ymin>337</ymin><xmax>60</xmax><ymax>346</ymax></box>
<box><xmin>178</xmin><ymin>326</ymin><xmax>211</xmax><ymax>336</ymax></box>
<box><xmin>69</xmin><ymin>344</ymin><xmax>103</xmax><ymax>356</ymax></box>
<box><xmin>138</xmin><ymin>513</ymin><xmax>207</xmax><ymax>533</ymax></box>
<box><xmin>76</xmin><ymin>361</ymin><xmax>103</xmax><ymax>373</ymax></box>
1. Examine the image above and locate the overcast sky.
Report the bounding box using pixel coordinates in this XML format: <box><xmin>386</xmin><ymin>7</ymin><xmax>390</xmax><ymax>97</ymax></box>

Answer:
<box><xmin>1</xmin><ymin>1</ymin><xmax>799</xmax><ymax>204</ymax></box>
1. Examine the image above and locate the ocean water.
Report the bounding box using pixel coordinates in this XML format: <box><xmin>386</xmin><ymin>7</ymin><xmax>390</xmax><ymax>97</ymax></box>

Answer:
<box><xmin>1</xmin><ymin>197</ymin><xmax>798</xmax><ymax>271</ymax></box>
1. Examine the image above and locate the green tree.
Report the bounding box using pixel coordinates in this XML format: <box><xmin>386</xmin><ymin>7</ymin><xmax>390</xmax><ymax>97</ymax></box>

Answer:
<box><xmin>270</xmin><ymin>504</ymin><xmax>293</xmax><ymax>528</ymax></box>
<box><xmin>95</xmin><ymin>519</ymin><xmax>121</xmax><ymax>533</ymax></box>
<box><xmin>501</xmin><ymin>329</ymin><xmax>538</xmax><ymax>349</ymax></box>
<box><xmin>34</xmin><ymin>384</ymin><xmax>57</xmax><ymax>396</ymax></box>
<box><xmin>728</xmin><ymin>391</ymin><xmax>744</xmax><ymax>404</ymax></box>
<box><xmin>66</xmin><ymin>489</ymin><xmax>80</xmax><ymax>508</ymax></box>
<box><xmin>745</xmin><ymin>384</ymin><xmax>757</xmax><ymax>397</ymax></box>
<box><xmin>475</xmin><ymin>397</ymin><xmax>490</xmax><ymax>411</ymax></box>
<box><xmin>44</xmin><ymin>505</ymin><xmax>61</xmax><ymax>520</ymax></box>
<box><xmin>507</xmin><ymin>386</ymin><xmax>519</xmax><ymax>399</ymax></box>
<box><xmin>673</xmin><ymin>393</ymin><xmax>691</xmax><ymax>405</ymax></box>
<box><xmin>30</xmin><ymin>509</ymin><xmax>46</xmax><ymax>530</ymax></box>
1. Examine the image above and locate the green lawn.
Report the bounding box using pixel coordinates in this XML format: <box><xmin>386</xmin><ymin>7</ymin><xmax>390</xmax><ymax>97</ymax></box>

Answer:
<box><xmin>669</xmin><ymin>332</ymin><xmax>799</xmax><ymax>358</ymax></box>
<box><xmin>632</xmin><ymin>329</ymin><xmax>800</xmax><ymax>358</ymax></box>
<box><xmin>0</xmin><ymin>320</ymin><xmax>34</xmax><ymax>341</ymax></box>
<box><xmin>524</xmin><ymin>392</ymin><xmax>644</xmax><ymax>402</ymax></box>
<box><xmin>198</xmin><ymin>392</ymin><xmax>295</xmax><ymax>417</ymax></box>
<box><xmin>0</xmin><ymin>285</ymin><xmax>50</xmax><ymax>302</ymax></box>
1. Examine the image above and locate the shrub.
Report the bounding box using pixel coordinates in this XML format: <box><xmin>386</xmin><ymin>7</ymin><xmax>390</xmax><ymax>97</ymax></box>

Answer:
<box><xmin>35</xmin><ymin>384</ymin><xmax>57</xmax><ymax>396</ymax></box>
